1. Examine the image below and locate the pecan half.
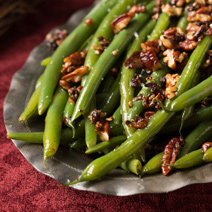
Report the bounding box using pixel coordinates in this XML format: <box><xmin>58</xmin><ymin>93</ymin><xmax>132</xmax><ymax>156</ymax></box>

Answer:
<box><xmin>59</xmin><ymin>80</ymin><xmax>71</xmax><ymax>90</ymax></box>
<box><xmin>140</xmin><ymin>49</ymin><xmax>162</xmax><ymax>71</ymax></box>
<box><xmin>61</xmin><ymin>66</ymin><xmax>89</xmax><ymax>83</ymax></box>
<box><xmin>110</xmin><ymin>5</ymin><xmax>146</xmax><ymax>34</ymax></box>
<box><xmin>110</xmin><ymin>13</ymin><xmax>133</xmax><ymax>34</ymax></box>
<box><xmin>202</xmin><ymin>142</ymin><xmax>212</xmax><ymax>153</ymax></box>
<box><xmin>162</xmin><ymin>137</ymin><xmax>182</xmax><ymax>176</ymax></box>
<box><xmin>179</xmin><ymin>39</ymin><xmax>198</xmax><ymax>51</ymax></box>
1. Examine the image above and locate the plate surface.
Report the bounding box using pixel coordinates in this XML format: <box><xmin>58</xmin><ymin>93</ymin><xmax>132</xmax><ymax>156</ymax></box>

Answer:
<box><xmin>4</xmin><ymin>6</ymin><xmax>212</xmax><ymax>196</ymax></box>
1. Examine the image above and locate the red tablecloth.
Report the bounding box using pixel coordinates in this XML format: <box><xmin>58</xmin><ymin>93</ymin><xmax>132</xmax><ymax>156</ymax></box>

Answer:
<box><xmin>1</xmin><ymin>0</ymin><xmax>212</xmax><ymax>211</ymax></box>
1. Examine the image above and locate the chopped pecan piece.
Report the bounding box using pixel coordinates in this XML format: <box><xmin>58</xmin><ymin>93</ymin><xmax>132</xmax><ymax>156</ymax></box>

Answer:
<box><xmin>160</xmin><ymin>27</ymin><xmax>185</xmax><ymax>49</ymax></box>
<box><xmin>96</xmin><ymin>122</ymin><xmax>110</xmax><ymax>141</ymax></box>
<box><xmin>144</xmin><ymin>111</ymin><xmax>155</xmax><ymax>120</ymax></box>
<box><xmin>46</xmin><ymin>29</ymin><xmax>67</xmax><ymax>51</ymax></box>
<box><xmin>165</xmin><ymin>73</ymin><xmax>180</xmax><ymax>99</ymax></box>
<box><xmin>203</xmin><ymin>50</ymin><xmax>212</xmax><ymax>67</ymax></box>
<box><xmin>141</xmin><ymin>40</ymin><xmax>160</xmax><ymax>53</ymax></box>
<box><xmin>110</xmin><ymin>5</ymin><xmax>146</xmax><ymax>34</ymax></box>
<box><xmin>152</xmin><ymin>0</ymin><xmax>164</xmax><ymax>20</ymax></box>
<box><xmin>126</xmin><ymin>115</ymin><xmax>148</xmax><ymax>129</ymax></box>
<box><xmin>131</xmin><ymin>74</ymin><xmax>142</xmax><ymax>88</ymax></box>
<box><xmin>129</xmin><ymin>5</ymin><xmax>146</xmax><ymax>15</ymax></box>
<box><xmin>68</xmin><ymin>86</ymin><xmax>82</xmax><ymax>104</ymax></box>
<box><xmin>124</xmin><ymin>51</ymin><xmax>143</xmax><ymax>69</ymax></box>
<box><xmin>88</xmin><ymin>110</ymin><xmax>107</xmax><ymax>124</ymax></box>
<box><xmin>169</xmin><ymin>0</ymin><xmax>186</xmax><ymax>7</ymax></box>
<box><xmin>179</xmin><ymin>39</ymin><xmax>198</xmax><ymax>51</ymax></box>
<box><xmin>202</xmin><ymin>142</ymin><xmax>212</xmax><ymax>153</ymax></box>
<box><xmin>93</xmin><ymin>36</ymin><xmax>110</xmax><ymax>54</ymax></box>
<box><xmin>59</xmin><ymin>80</ymin><xmax>71</xmax><ymax>90</ymax></box>
<box><xmin>161</xmin><ymin>4</ymin><xmax>183</xmax><ymax>16</ymax></box>
<box><xmin>163</xmin><ymin>49</ymin><xmax>188</xmax><ymax>70</ymax></box>
<box><xmin>140</xmin><ymin>49</ymin><xmax>162</xmax><ymax>71</ymax></box>
<box><xmin>61</xmin><ymin>66</ymin><xmax>89</xmax><ymax>83</ymax></box>
<box><xmin>162</xmin><ymin>137</ymin><xmax>183</xmax><ymax>176</ymax></box>
<box><xmin>85</xmin><ymin>18</ymin><xmax>93</xmax><ymax>25</ymax></box>
<box><xmin>187</xmin><ymin>11</ymin><xmax>212</xmax><ymax>22</ymax></box>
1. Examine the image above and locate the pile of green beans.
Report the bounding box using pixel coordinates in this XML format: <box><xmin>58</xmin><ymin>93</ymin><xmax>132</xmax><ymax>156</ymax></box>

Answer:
<box><xmin>7</xmin><ymin>0</ymin><xmax>212</xmax><ymax>186</ymax></box>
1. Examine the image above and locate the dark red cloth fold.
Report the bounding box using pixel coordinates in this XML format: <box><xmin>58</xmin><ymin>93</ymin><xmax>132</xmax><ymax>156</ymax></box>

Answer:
<box><xmin>1</xmin><ymin>0</ymin><xmax>212</xmax><ymax>211</ymax></box>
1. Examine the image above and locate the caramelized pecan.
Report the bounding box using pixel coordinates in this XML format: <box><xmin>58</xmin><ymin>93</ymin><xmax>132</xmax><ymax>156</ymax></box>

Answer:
<box><xmin>131</xmin><ymin>74</ymin><xmax>142</xmax><ymax>88</ymax></box>
<box><xmin>141</xmin><ymin>40</ymin><xmax>160</xmax><ymax>53</ymax></box>
<box><xmin>126</xmin><ymin>115</ymin><xmax>148</xmax><ymax>129</ymax></box>
<box><xmin>59</xmin><ymin>80</ymin><xmax>71</xmax><ymax>90</ymax></box>
<box><xmin>162</xmin><ymin>137</ymin><xmax>182</xmax><ymax>175</ymax></box>
<box><xmin>92</xmin><ymin>36</ymin><xmax>110</xmax><ymax>54</ymax></box>
<box><xmin>61</xmin><ymin>50</ymin><xmax>87</xmax><ymax>75</ymax></box>
<box><xmin>110</xmin><ymin>5</ymin><xmax>146</xmax><ymax>34</ymax></box>
<box><xmin>144</xmin><ymin>111</ymin><xmax>155</xmax><ymax>120</ymax></box>
<box><xmin>46</xmin><ymin>29</ymin><xmax>67</xmax><ymax>51</ymax></box>
<box><xmin>124</xmin><ymin>51</ymin><xmax>143</xmax><ymax>69</ymax></box>
<box><xmin>202</xmin><ymin>142</ymin><xmax>212</xmax><ymax>153</ymax></box>
<box><xmin>110</xmin><ymin>13</ymin><xmax>133</xmax><ymax>34</ymax></box>
<box><xmin>140</xmin><ymin>49</ymin><xmax>162</xmax><ymax>71</ymax></box>
<box><xmin>165</xmin><ymin>73</ymin><xmax>180</xmax><ymax>99</ymax></box>
<box><xmin>61</xmin><ymin>66</ymin><xmax>89</xmax><ymax>83</ymax></box>
<box><xmin>96</xmin><ymin>121</ymin><xmax>110</xmax><ymax>141</ymax></box>
<box><xmin>88</xmin><ymin>110</ymin><xmax>107</xmax><ymax>124</ymax></box>
<box><xmin>163</xmin><ymin>49</ymin><xmax>188</xmax><ymax>70</ymax></box>
<box><xmin>68</xmin><ymin>85</ymin><xmax>82</xmax><ymax>104</ymax></box>
<box><xmin>162</xmin><ymin>4</ymin><xmax>183</xmax><ymax>16</ymax></box>
<box><xmin>179</xmin><ymin>39</ymin><xmax>198</xmax><ymax>51</ymax></box>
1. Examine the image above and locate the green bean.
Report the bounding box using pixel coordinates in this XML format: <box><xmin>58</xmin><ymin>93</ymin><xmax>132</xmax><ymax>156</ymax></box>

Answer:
<box><xmin>19</xmin><ymin>74</ymin><xmax>43</xmax><ymax>122</ymax></box>
<box><xmin>120</xmin><ymin>158</ymin><xmax>142</xmax><ymax>175</ymax></box>
<box><xmin>70</xmin><ymin>139</ymin><xmax>86</xmax><ymax>149</ymax></box>
<box><xmin>179</xmin><ymin>70</ymin><xmax>201</xmax><ymax>133</ymax></box>
<box><xmin>85</xmin><ymin>135</ymin><xmax>126</xmax><ymax>154</ymax></box>
<box><xmin>148</xmin><ymin>13</ymin><xmax>170</xmax><ymax>41</ymax></box>
<box><xmin>8</xmin><ymin>120</ymin><xmax>85</xmax><ymax>145</ymax></box>
<box><xmin>177</xmin><ymin>9</ymin><xmax>188</xmax><ymax>31</ymax></box>
<box><xmin>98</xmin><ymin>73</ymin><xmax>116</xmax><ymax>93</ymax></box>
<box><xmin>112</xmin><ymin>106</ymin><xmax>122</xmax><ymax>125</ymax></box>
<box><xmin>43</xmin><ymin>86</ymin><xmax>68</xmax><ymax>164</ymax></box>
<box><xmin>41</xmin><ymin>57</ymin><xmax>51</xmax><ymax>67</ymax></box>
<box><xmin>7</xmin><ymin>127</ymin><xmax>83</xmax><ymax>145</ymax></box>
<box><xmin>203</xmin><ymin>145</ymin><xmax>212</xmax><ymax>162</ymax></box>
<box><xmin>70</xmin><ymin>2</ymin><xmax>155</xmax><ymax>123</ymax></box>
<box><xmin>120</xmin><ymin>19</ymin><xmax>156</xmax><ymax>137</ymax></box>
<box><xmin>169</xmin><ymin>75</ymin><xmax>212</xmax><ymax>112</ymax></box>
<box><xmin>172</xmin><ymin>149</ymin><xmax>203</xmax><ymax>169</ymax></box>
<box><xmin>67</xmin><ymin>35</ymin><xmax>212</xmax><ymax>185</ymax></box>
<box><xmin>141</xmin><ymin>152</ymin><xmax>163</xmax><ymax>176</ymax></box>
<box><xmin>85</xmin><ymin>98</ymin><xmax>97</xmax><ymax>149</ymax></box>
<box><xmin>38</xmin><ymin>0</ymin><xmax>118</xmax><ymax>115</ymax></box>
<box><xmin>127</xmin><ymin>69</ymin><xmax>169</xmax><ymax>121</ymax></box>
<box><xmin>162</xmin><ymin>104</ymin><xmax>212</xmax><ymax>133</ymax></box>
<box><xmin>179</xmin><ymin>120</ymin><xmax>212</xmax><ymax>157</ymax></box>
<box><xmin>99</xmin><ymin>72</ymin><xmax>121</xmax><ymax>116</ymax></box>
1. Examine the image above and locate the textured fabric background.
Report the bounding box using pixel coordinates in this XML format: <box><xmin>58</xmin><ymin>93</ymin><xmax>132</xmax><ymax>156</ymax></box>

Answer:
<box><xmin>1</xmin><ymin>0</ymin><xmax>212</xmax><ymax>211</ymax></box>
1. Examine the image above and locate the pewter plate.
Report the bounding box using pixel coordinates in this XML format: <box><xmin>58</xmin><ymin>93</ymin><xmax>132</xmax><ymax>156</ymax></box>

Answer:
<box><xmin>4</xmin><ymin>5</ymin><xmax>212</xmax><ymax>196</ymax></box>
